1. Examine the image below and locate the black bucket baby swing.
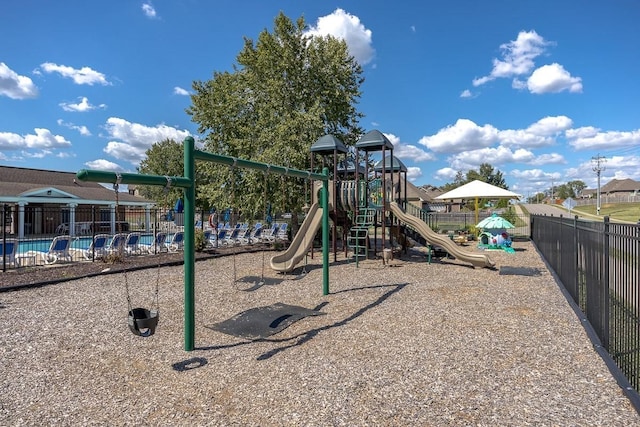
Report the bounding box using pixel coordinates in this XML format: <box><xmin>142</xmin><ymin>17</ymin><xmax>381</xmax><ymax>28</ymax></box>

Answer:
<box><xmin>114</xmin><ymin>173</ymin><xmax>161</xmax><ymax>337</ymax></box>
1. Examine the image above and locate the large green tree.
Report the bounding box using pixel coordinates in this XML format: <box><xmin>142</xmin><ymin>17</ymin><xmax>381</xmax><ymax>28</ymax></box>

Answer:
<box><xmin>187</xmin><ymin>12</ymin><xmax>365</xmax><ymax>220</ymax></box>
<box><xmin>136</xmin><ymin>138</ymin><xmax>212</xmax><ymax>210</ymax></box>
<box><xmin>136</xmin><ymin>138</ymin><xmax>184</xmax><ymax>208</ymax></box>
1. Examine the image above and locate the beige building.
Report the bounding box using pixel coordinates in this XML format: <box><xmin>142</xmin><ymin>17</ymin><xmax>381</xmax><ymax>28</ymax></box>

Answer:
<box><xmin>0</xmin><ymin>165</ymin><xmax>153</xmax><ymax>238</ymax></box>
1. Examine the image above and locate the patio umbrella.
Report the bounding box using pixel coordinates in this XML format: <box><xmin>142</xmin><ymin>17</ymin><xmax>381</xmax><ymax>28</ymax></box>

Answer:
<box><xmin>476</xmin><ymin>213</ymin><xmax>515</xmax><ymax>230</ymax></box>
<box><xmin>174</xmin><ymin>198</ymin><xmax>184</xmax><ymax>213</ymax></box>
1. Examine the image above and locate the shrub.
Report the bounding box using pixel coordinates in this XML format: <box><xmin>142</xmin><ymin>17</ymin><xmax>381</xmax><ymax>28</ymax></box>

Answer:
<box><xmin>194</xmin><ymin>229</ymin><xmax>207</xmax><ymax>252</ymax></box>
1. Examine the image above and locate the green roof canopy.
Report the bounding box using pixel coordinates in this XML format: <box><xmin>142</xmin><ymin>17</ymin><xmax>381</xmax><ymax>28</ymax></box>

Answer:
<box><xmin>310</xmin><ymin>135</ymin><xmax>348</xmax><ymax>155</ymax></box>
<box><xmin>374</xmin><ymin>155</ymin><xmax>407</xmax><ymax>173</ymax></box>
<box><xmin>355</xmin><ymin>130</ymin><xmax>394</xmax><ymax>151</ymax></box>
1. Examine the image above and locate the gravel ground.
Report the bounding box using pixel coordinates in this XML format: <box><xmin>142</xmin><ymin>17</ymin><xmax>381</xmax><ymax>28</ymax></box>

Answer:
<box><xmin>1</xmin><ymin>240</ymin><xmax>639</xmax><ymax>426</ymax></box>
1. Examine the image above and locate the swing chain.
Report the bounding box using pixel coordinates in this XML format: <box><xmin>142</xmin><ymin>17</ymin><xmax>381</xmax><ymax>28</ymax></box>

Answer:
<box><xmin>113</xmin><ymin>174</ymin><xmax>134</xmax><ymax>314</ymax></box>
<box><xmin>229</xmin><ymin>165</ymin><xmax>238</xmax><ymax>285</ymax></box>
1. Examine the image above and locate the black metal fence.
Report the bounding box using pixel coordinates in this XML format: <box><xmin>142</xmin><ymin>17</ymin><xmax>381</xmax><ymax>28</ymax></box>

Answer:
<box><xmin>1</xmin><ymin>205</ymin><xmax>205</xmax><ymax>271</ymax></box>
<box><xmin>531</xmin><ymin>214</ymin><xmax>640</xmax><ymax>393</ymax></box>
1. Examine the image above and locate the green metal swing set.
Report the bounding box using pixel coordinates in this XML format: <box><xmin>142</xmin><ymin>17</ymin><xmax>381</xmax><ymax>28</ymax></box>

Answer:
<box><xmin>76</xmin><ymin>136</ymin><xmax>331</xmax><ymax>351</ymax></box>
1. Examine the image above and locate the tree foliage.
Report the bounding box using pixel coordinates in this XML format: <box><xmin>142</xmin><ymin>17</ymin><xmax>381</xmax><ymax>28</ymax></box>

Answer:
<box><xmin>136</xmin><ymin>139</ymin><xmax>184</xmax><ymax>208</ymax></box>
<box><xmin>441</xmin><ymin>163</ymin><xmax>510</xmax><ymax>210</ymax></box>
<box><xmin>136</xmin><ymin>138</ymin><xmax>212</xmax><ymax>210</ymax></box>
<box><xmin>187</xmin><ymin>12</ymin><xmax>365</xmax><ymax>219</ymax></box>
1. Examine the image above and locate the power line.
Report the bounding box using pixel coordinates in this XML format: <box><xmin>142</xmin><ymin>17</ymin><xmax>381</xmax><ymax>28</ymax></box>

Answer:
<box><xmin>592</xmin><ymin>154</ymin><xmax>606</xmax><ymax>215</ymax></box>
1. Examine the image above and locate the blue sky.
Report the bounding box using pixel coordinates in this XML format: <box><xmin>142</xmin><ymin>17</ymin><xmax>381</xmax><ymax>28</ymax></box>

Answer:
<box><xmin>1</xmin><ymin>0</ymin><xmax>639</xmax><ymax>197</ymax></box>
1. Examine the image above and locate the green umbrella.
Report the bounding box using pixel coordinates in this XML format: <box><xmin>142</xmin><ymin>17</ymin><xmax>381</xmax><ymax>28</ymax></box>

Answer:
<box><xmin>476</xmin><ymin>213</ymin><xmax>515</xmax><ymax>229</ymax></box>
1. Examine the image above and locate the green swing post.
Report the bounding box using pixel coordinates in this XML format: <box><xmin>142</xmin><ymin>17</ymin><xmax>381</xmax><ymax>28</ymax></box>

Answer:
<box><xmin>183</xmin><ymin>136</ymin><xmax>196</xmax><ymax>351</ymax></box>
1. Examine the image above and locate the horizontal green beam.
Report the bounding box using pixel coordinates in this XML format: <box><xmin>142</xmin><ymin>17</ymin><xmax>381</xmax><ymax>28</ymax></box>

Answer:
<box><xmin>193</xmin><ymin>149</ymin><xmax>328</xmax><ymax>181</ymax></box>
<box><xmin>76</xmin><ymin>169</ymin><xmax>192</xmax><ymax>188</ymax></box>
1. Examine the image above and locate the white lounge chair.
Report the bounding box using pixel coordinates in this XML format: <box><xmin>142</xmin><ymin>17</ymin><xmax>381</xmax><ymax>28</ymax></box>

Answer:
<box><xmin>142</xmin><ymin>232</ymin><xmax>168</xmax><ymax>254</ymax></box>
<box><xmin>276</xmin><ymin>223</ymin><xmax>289</xmax><ymax>241</ymax></box>
<box><xmin>0</xmin><ymin>238</ymin><xmax>18</xmax><ymax>267</ymax></box>
<box><xmin>82</xmin><ymin>234</ymin><xmax>110</xmax><ymax>260</ymax></box>
<box><xmin>123</xmin><ymin>232</ymin><xmax>142</xmax><ymax>255</ymax></box>
<box><xmin>106</xmin><ymin>233</ymin><xmax>127</xmax><ymax>255</ymax></box>
<box><xmin>261</xmin><ymin>223</ymin><xmax>280</xmax><ymax>243</ymax></box>
<box><xmin>167</xmin><ymin>231</ymin><xmax>185</xmax><ymax>252</ymax></box>
<box><xmin>25</xmin><ymin>235</ymin><xmax>72</xmax><ymax>264</ymax></box>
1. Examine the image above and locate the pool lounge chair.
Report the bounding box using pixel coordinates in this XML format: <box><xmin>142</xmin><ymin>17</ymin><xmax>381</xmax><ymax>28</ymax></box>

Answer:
<box><xmin>122</xmin><ymin>232</ymin><xmax>142</xmax><ymax>255</ymax></box>
<box><xmin>142</xmin><ymin>232</ymin><xmax>168</xmax><ymax>254</ymax></box>
<box><xmin>276</xmin><ymin>223</ymin><xmax>289</xmax><ymax>241</ymax></box>
<box><xmin>82</xmin><ymin>234</ymin><xmax>110</xmax><ymax>260</ymax></box>
<box><xmin>106</xmin><ymin>233</ymin><xmax>127</xmax><ymax>255</ymax></box>
<box><xmin>0</xmin><ymin>238</ymin><xmax>18</xmax><ymax>267</ymax></box>
<box><xmin>25</xmin><ymin>235</ymin><xmax>72</xmax><ymax>265</ymax></box>
<box><xmin>261</xmin><ymin>223</ymin><xmax>280</xmax><ymax>243</ymax></box>
<box><xmin>167</xmin><ymin>231</ymin><xmax>185</xmax><ymax>252</ymax></box>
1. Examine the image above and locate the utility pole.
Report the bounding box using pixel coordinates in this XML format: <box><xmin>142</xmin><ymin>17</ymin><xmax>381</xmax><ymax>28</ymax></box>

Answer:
<box><xmin>592</xmin><ymin>154</ymin><xmax>606</xmax><ymax>215</ymax></box>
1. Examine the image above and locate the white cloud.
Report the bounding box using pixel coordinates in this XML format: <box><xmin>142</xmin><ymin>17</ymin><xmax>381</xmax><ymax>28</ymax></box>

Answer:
<box><xmin>24</xmin><ymin>128</ymin><xmax>72</xmax><ymax>148</ymax></box>
<box><xmin>565</xmin><ymin>126</ymin><xmax>599</xmax><ymax>139</ymax></box>
<box><xmin>0</xmin><ymin>62</ymin><xmax>38</xmax><ymax>99</ymax></box>
<box><xmin>498</xmin><ymin>129</ymin><xmax>553</xmax><ymax>148</ymax></box>
<box><xmin>448</xmin><ymin>146</ymin><xmax>536</xmax><ymax>171</ymax></box>
<box><xmin>434</xmin><ymin>167</ymin><xmax>458</xmax><ymax>182</ymax></box>
<box><xmin>40</xmin><ymin>62</ymin><xmax>110</xmax><ymax>86</ymax></box>
<box><xmin>526</xmin><ymin>115</ymin><xmax>573</xmax><ymax>136</ymax></box>
<box><xmin>142</xmin><ymin>2</ymin><xmax>158</xmax><ymax>19</ymax></box>
<box><xmin>102</xmin><ymin>117</ymin><xmax>191</xmax><ymax>164</ymax></box>
<box><xmin>385</xmin><ymin>133</ymin><xmax>435</xmax><ymax>162</ymax></box>
<box><xmin>567</xmin><ymin>128</ymin><xmax>640</xmax><ymax>150</ymax></box>
<box><xmin>473</xmin><ymin>30</ymin><xmax>550</xmax><ymax>86</ymax></box>
<box><xmin>526</xmin><ymin>63</ymin><xmax>582</xmax><ymax>94</ymax></box>
<box><xmin>418</xmin><ymin>119</ymin><xmax>499</xmax><ymax>153</ymax></box>
<box><xmin>529</xmin><ymin>153</ymin><xmax>566</xmax><ymax>165</ymax></box>
<box><xmin>60</xmin><ymin>96</ymin><xmax>106</xmax><ymax>112</ymax></box>
<box><xmin>84</xmin><ymin>159</ymin><xmax>125</xmax><ymax>172</ymax></box>
<box><xmin>0</xmin><ymin>128</ymin><xmax>71</xmax><ymax>150</ymax></box>
<box><xmin>510</xmin><ymin>168</ymin><xmax>563</xmax><ymax>192</ymax></box>
<box><xmin>406</xmin><ymin>166</ymin><xmax>422</xmax><ymax>182</ymax></box>
<box><xmin>173</xmin><ymin>86</ymin><xmax>190</xmax><ymax>96</ymax></box>
<box><xmin>460</xmin><ymin>89</ymin><xmax>473</xmax><ymax>98</ymax></box>
<box><xmin>306</xmin><ymin>9</ymin><xmax>375</xmax><ymax>65</ymax></box>
<box><xmin>57</xmin><ymin>119</ymin><xmax>91</xmax><ymax>136</ymax></box>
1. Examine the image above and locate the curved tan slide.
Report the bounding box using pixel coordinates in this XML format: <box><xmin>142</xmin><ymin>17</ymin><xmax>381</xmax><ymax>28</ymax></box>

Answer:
<box><xmin>270</xmin><ymin>202</ymin><xmax>323</xmax><ymax>273</ymax></box>
<box><xmin>388</xmin><ymin>202</ymin><xmax>495</xmax><ymax>269</ymax></box>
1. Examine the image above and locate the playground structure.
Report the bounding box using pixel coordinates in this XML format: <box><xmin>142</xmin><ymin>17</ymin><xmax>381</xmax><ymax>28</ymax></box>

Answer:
<box><xmin>268</xmin><ymin>130</ymin><xmax>495</xmax><ymax>272</ymax></box>
<box><xmin>76</xmin><ymin>132</ymin><xmax>494</xmax><ymax>351</ymax></box>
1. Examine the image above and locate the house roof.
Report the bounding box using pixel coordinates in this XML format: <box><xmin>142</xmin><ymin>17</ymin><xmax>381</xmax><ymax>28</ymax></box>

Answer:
<box><xmin>0</xmin><ymin>165</ymin><xmax>152</xmax><ymax>205</ymax></box>
<box><xmin>601</xmin><ymin>178</ymin><xmax>640</xmax><ymax>193</ymax></box>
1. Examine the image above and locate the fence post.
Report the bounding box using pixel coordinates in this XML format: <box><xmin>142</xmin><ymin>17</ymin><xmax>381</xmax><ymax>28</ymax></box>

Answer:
<box><xmin>603</xmin><ymin>216</ymin><xmax>610</xmax><ymax>350</ymax></box>
<box><xmin>2</xmin><ymin>204</ymin><xmax>6</xmax><ymax>273</ymax></box>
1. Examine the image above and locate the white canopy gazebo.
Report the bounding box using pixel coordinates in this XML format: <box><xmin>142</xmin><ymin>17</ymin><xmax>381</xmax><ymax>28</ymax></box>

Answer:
<box><xmin>435</xmin><ymin>180</ymin><xmax>521</xmax><ymax>223</ymax></box>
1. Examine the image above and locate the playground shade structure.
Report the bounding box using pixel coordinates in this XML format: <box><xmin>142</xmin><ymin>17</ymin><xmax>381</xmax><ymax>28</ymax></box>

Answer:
<box><xmin>270</xmin><ymin>202</ymin><xmax>324</xmax><ymax>273</ymax></box>
<box><xmin>389</xmin><ymin>202</ymin><xmax>495</xmax><ymax>268</ymax></box>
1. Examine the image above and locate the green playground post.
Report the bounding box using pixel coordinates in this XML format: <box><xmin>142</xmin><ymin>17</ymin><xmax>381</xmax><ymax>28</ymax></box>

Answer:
<box><xmin>183</xmin><ymin>136</ymin><xmax>196</xmax><ymax>351</ymax></box>
<box><xmin>77</xmin><ymin>136</ymin><xmax>331</xmax><ymax>351</ymax></box>
<box><xmin>322</xmin><ymin>169</ymin><xmax>330</xmax><ymax>296</ymax></box>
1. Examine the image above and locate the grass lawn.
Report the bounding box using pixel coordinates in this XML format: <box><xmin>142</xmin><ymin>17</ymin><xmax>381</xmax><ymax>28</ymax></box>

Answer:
<box><xmin>573</xmin><ymin>202</ymin><xmax>640</xmax><ymax>223</ymax></box>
